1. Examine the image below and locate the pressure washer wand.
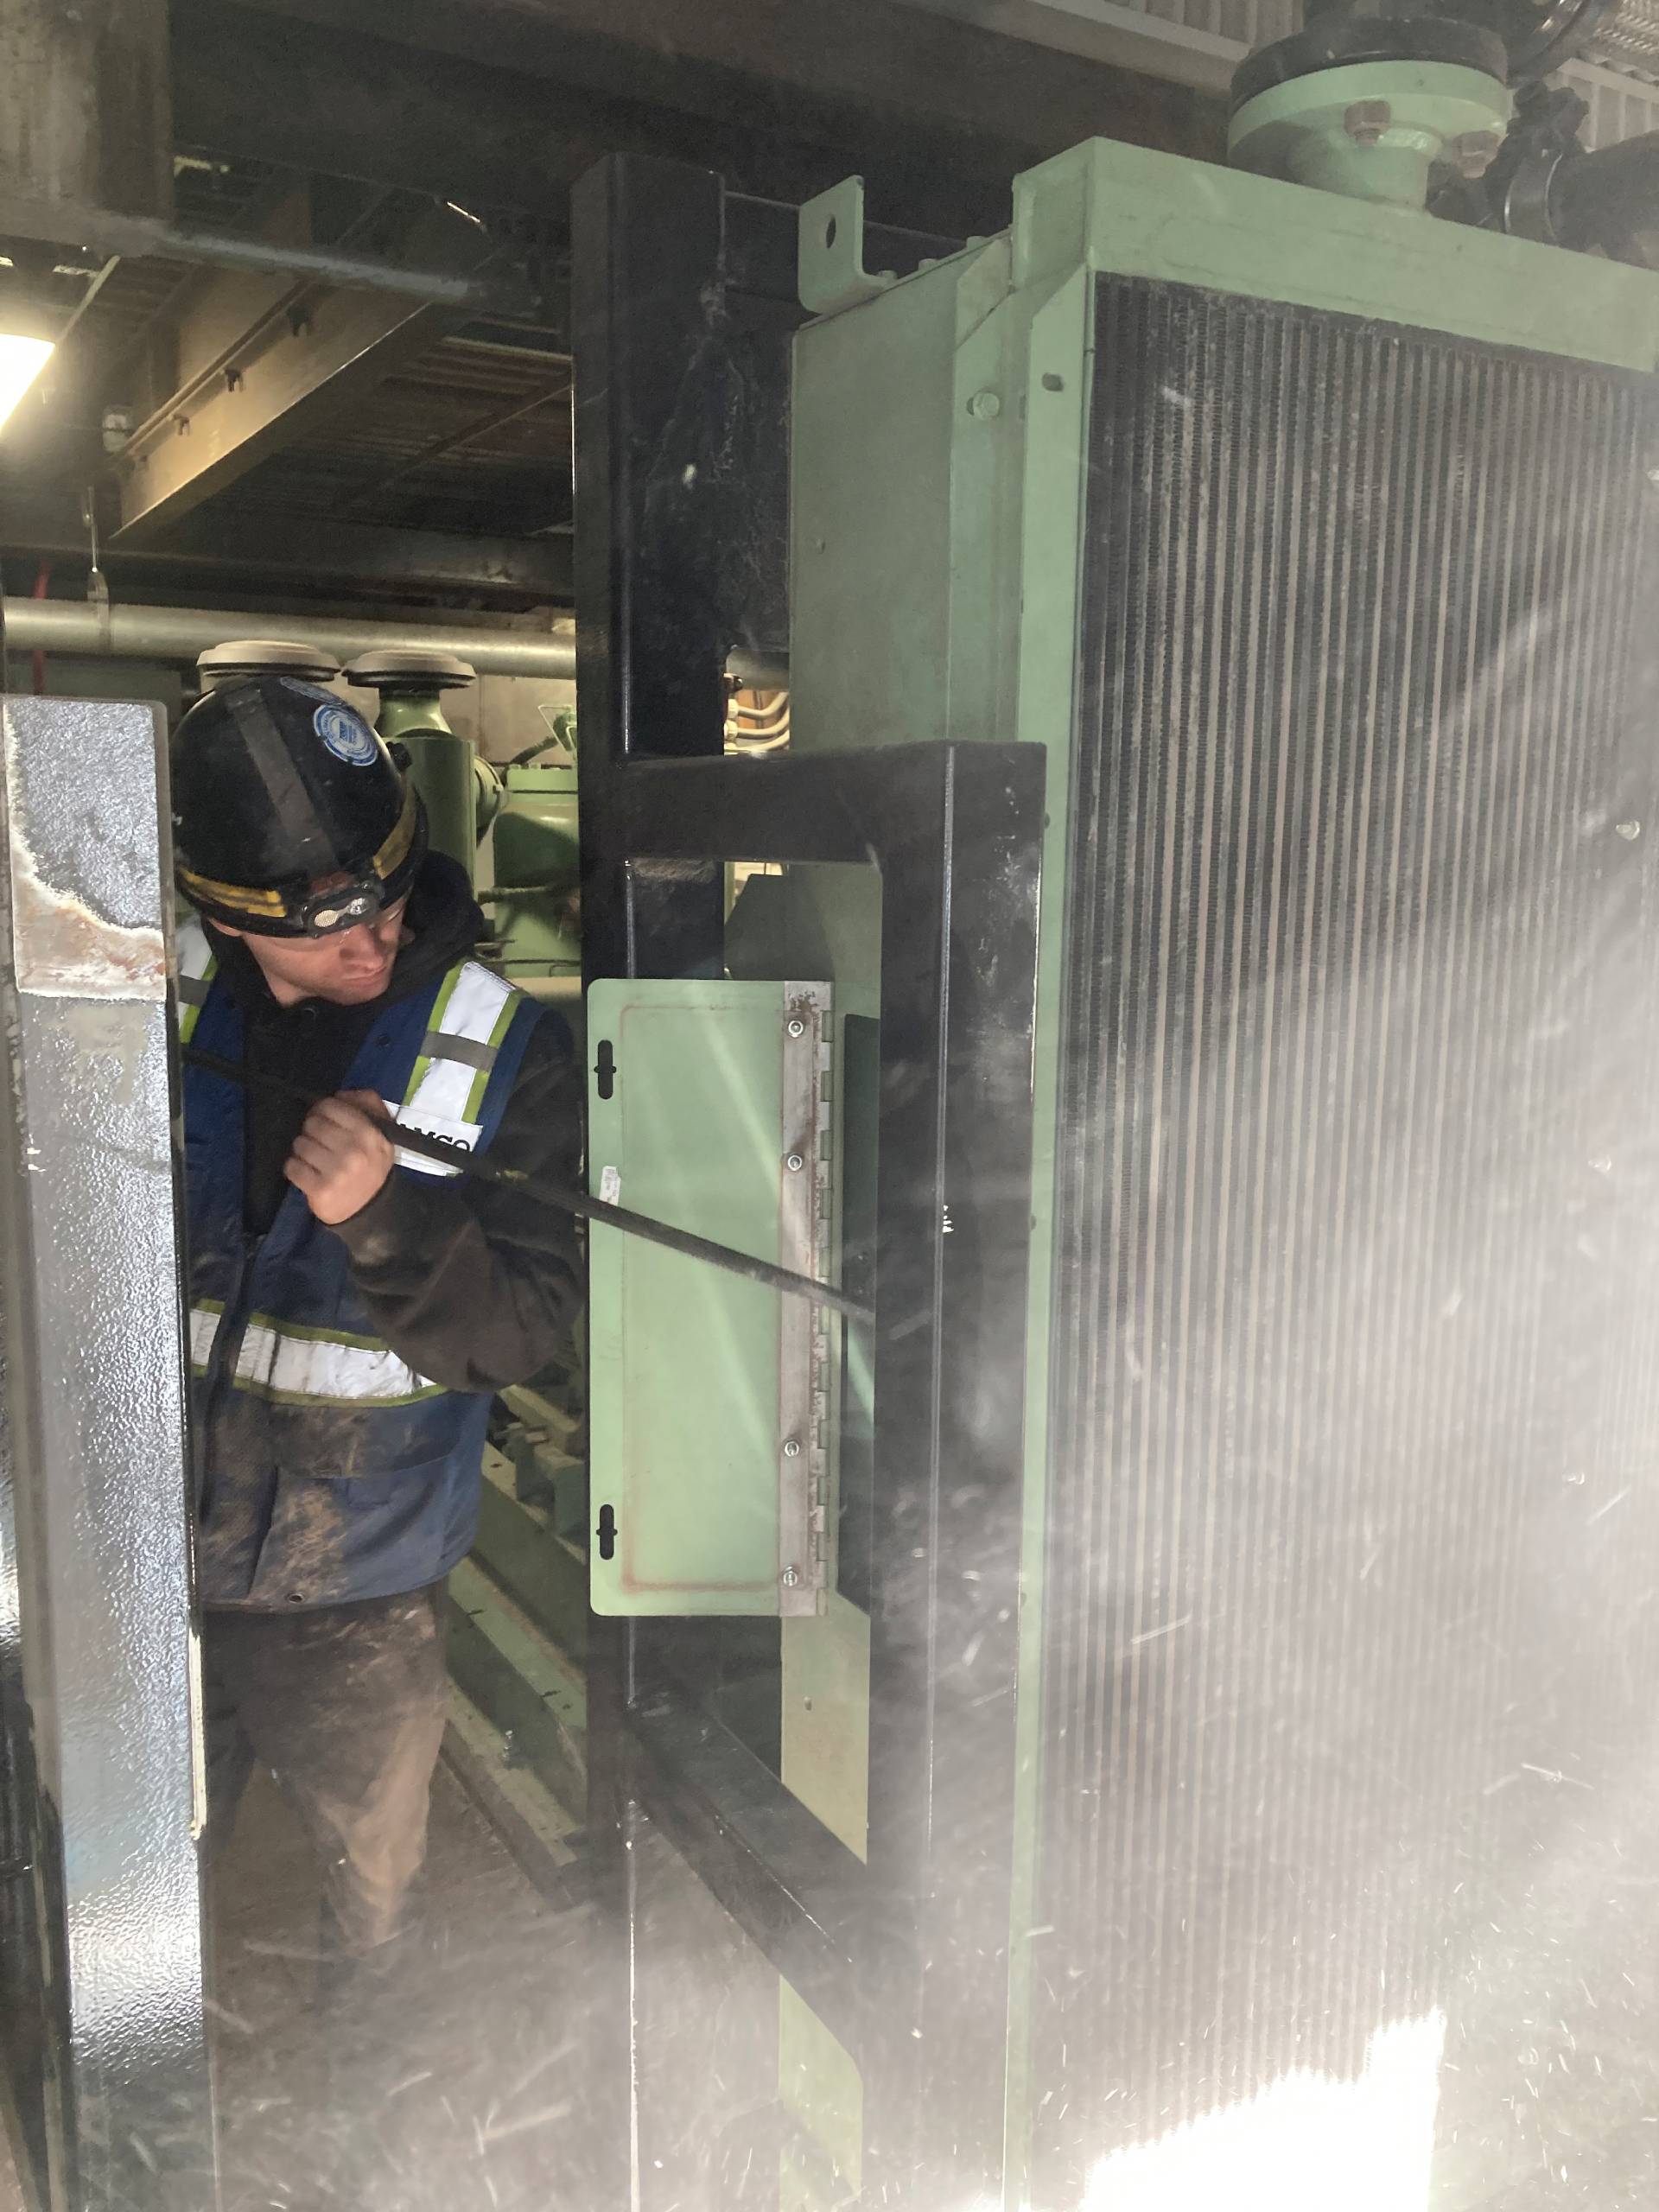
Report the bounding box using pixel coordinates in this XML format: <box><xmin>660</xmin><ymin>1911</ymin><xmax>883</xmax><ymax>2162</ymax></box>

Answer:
<box><xmin>180</xmin><ymin>1043</ymin><xmax>871</xmax><ymax>1326</ymax></box>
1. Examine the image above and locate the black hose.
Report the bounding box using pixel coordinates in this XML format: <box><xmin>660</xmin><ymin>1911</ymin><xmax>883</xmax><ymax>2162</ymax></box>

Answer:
<box><xmin>1550</xmin><ymin>130</ymin><xmax>1659</xmax><ymax>263</ymax></box>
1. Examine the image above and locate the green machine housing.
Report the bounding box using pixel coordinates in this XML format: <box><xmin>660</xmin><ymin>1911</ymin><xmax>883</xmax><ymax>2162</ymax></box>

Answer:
<box><xmin>589</xmin><ymin>127</ymin><xmax>1659</xmax><ymax>2211</ymax></box>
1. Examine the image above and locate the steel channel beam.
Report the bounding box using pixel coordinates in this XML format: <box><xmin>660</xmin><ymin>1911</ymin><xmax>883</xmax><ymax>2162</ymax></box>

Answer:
<box><xmin>0</xmin><ymin>488</ymin><xmax>574</xmax><ymax>605</ymax></box>
<box><xmin>114</xmin><ymin>286</ymin><xmax>447</xmax><ymax>537</ymax></box>
<box><xmin>98</xmin><ymin>513</ymin><xmax>570</xmax><ymax>603</ymax></box>
<box><xmin>0</xmin><ymin>697</ymin><xmax>210</xmax><ymax>2210</ymax></box>
<box><xmin>112</xmin><ymin>205</ymin><xmax>499</xmax><ymax>541</ymax></box>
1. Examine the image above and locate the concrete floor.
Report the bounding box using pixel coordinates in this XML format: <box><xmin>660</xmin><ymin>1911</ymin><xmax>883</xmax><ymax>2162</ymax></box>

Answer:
<box><xmin>210</xmin><ymin>1758</ymin><xmax>607</xmax><ymax>2211</ymax></box>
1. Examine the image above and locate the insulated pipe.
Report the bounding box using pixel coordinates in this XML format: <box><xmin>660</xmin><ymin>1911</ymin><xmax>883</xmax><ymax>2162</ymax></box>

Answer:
<box><xmin>2</xmin><ymin>596</ymin><xmax>576</xmax><ymax>680</ymax></box>
<box><xmin>149</xmin><ymin>221</ymin><xmax>535</xmax><ymax>315</ymax></box>
<box><xmin>1</xmin><ymin>597</ymin><xmax>791</xmax><ymax>690</ymax></box>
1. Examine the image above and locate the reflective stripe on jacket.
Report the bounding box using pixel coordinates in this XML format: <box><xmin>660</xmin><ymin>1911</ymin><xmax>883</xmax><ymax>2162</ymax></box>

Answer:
<box><xmin>179</xmin><ymin>916</ymin><xmax>543</xmax><ymax>1605</ymax></box>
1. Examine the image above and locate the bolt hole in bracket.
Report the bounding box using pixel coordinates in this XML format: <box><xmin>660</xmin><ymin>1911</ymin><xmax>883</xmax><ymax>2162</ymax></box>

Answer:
<box><xmin>798</xmin><ymin>176</ymin><xmax>898</xmax><ymax>316</ymax></box>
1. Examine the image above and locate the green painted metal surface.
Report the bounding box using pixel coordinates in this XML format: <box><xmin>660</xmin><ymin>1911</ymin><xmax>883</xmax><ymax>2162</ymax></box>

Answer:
<box><xmin>495</xmin><ymin>1382</ymin><xmax>587</xmax><ymax>1537</ymax></box>
<box><xmin>374</xmin><ymin>693</ymin><xmax>505</xmax><ymax>873</ymax></box>
<box><xmin>400</xmin><ymin>725</ymin><xmax>478</xmax><ymax>871</ymax></box>
<box><xmin>1026</xmin><ymin>137</ymin><xmax>1659</xmax><ymax>367</ymax></box>
<box><xmin>489</xmin><ymin>756</ymin><xmax>581</xmax><ymax>971</ymax></box>
<box><xmin>471</xmin><ymin>1446</ymin><xmax>588</xmax><ymax>1662</ymax></box>
<box><xmin>588</xmin><ymin>978</ymin><xmax>829</xmax><ymax>1616</ymax></box>
<box><xmin>780</xmin><ymin>1595</ymin><xmax>869</xmax><ymax>1862</ymax></box>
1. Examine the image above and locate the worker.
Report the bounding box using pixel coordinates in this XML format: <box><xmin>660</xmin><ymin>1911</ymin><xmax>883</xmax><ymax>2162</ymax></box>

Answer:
<box><xmin>168</xmin><ymin>675</ymin><xmax>582</xmax><ymax>2005</ymax></box>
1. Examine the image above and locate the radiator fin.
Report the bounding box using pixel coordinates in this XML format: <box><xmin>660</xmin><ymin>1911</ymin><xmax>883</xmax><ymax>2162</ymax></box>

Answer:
<box><xmin>1035</xmin><ymin>276</ymin><xmax>1659</xmax><ymax>2196</ymax></box>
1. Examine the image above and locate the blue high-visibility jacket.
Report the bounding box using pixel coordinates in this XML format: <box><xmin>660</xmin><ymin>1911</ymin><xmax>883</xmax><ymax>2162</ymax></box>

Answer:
<box><xmin>179</xmin><ymin>919</ymin><xmax>544</xmax><ymax>1608</ymax></box>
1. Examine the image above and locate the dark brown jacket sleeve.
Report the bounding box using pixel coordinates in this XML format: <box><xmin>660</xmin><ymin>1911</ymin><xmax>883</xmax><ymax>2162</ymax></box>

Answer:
<box><xmin>332</xmin><ymin>1008</ymin><xmax>583</xmax><ymax>1392</ymax></box>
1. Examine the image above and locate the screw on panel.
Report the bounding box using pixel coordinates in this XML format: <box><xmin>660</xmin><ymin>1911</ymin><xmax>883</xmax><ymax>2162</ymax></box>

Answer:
<box><xmin>787</xmin><ymin>1017</ymin><xmax>806</xmax><ymax>1037</ymax></box>
<box><xmin>785</xmin><ymin>1152</ymin><xmax>804</xmax><ymax>1172</ymax></box>
<box><xmin>1617</xmin><ymin>820</ymin><xmax>1642</xmax><ymax>839</ymax></box>
<box><xmin>782</xmin><ymin>1567</ymin><xmax>800</xmax><ymax>1587</ymax></box>
<box><xmin>783</xmin><ymin>1439</ymin><xmax>802</xmax><ymax>1459</ymax></box>
<box><xmin>966</xmin><ymin>387</ymin><xmax>1001</xmax><ymax>420</ymax></box>
<box><xmin>1344</xmin><ymin>99</ymin><xmax>1391</xmax><ymax>144</ymax></box>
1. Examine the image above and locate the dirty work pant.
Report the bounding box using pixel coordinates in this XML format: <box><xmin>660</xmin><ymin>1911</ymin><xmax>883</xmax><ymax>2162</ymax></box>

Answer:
<box><xmin>202</xmin><ymin>1583</ymin><xmax>448</xmax><ymax>1957</ymax></box>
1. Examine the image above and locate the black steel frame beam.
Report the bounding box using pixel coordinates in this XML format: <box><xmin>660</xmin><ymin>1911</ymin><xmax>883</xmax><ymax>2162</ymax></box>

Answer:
<box><xmin>0</xmin><ymin>697</ymin><xmax>210</xmax><ymax>2211</ymax></box>
<box><xmin>573</xmin><ymin>155</ymin><xmax>952</xmax><ymax>979</ymax></box>
<box><xmin>626</xmin><ymin>1695</ymin><xmax>869</xmax><ymax>2059</ymax></box>
<box><xmin>607</xmin><ymin>745</ymin><xmax>1044</xmax><ymax>2198</ymax></box>
<box><xmin>575</xmin><ymin>151</ymin><xmax>1045</xmax><ymax>2203</ymax></box>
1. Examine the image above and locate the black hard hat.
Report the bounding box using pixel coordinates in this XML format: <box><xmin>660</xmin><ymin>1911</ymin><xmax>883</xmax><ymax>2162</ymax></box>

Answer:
<box><xmin>171</xmin><ymin>676</ymin><xmax>427</xmax><ymax>937</ymax></box>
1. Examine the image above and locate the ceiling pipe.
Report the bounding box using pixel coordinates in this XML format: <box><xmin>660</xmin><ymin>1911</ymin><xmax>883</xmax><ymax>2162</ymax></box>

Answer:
<box><xmin>2</xmin><ymin>595</ymin><xmax>575</xmax><ymax>679</ymax></box>
<box><xmin>0</xmin><ymin>597</ymin><xmax>789</xmax><ymax>689</ymax></box>
<box><xmin>0</xmin><ymin>194</ymin><xmax>540</xmax><ymax>319</ymax></box>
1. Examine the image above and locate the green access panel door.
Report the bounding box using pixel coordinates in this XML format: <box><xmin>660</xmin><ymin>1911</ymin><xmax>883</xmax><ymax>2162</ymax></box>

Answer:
<box><xmin>588</xmin><ymin>978</ymin><xmax>832</xmax><ymax>1616</ymax></box>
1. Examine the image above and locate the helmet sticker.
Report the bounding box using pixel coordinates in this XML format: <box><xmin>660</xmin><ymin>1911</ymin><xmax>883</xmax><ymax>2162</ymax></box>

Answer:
<box><xmin>315</xmin><ymin>701</ymin><xmax>379</xmax><ymax>766</ymax></box>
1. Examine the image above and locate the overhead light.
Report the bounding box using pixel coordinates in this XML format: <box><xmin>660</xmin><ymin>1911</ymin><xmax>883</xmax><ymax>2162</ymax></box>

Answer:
<box><xmin>0</xmin><ymin>333</ymin><xmax>54</xmax><ymax>431</ymax></box>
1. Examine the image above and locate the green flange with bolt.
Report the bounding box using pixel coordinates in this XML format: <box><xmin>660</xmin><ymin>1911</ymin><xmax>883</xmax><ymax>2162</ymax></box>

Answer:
<box><xmin>1230</xmin><ymin>60</ymin><xmax>1511</xmax><ymax>210</ymax></box>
